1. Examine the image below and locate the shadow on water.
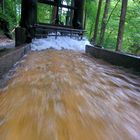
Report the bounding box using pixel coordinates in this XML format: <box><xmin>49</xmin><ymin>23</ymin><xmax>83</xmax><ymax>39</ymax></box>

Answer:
<box><xmin>0</xmin><ymin>49</ymin><xmax>140</xmax><ymax>140</ymax></box>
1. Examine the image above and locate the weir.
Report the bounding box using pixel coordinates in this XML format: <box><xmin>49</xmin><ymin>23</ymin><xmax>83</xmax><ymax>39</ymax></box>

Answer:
<box><xmin>0</xmin><ymin>0</ymin><xmax>140</xmax><ymax>140</ymax></box>
<box><xmin>16</xmin><ymin>0</ymin><xmax>86</xmax><ymax>46</ymax></box>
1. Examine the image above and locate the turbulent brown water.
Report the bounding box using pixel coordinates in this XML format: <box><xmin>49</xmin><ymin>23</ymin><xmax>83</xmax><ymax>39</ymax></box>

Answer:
<box><xmin>0</xmin><ymin>49</ymin><xmax>140</xmax><ymax>140</ymax></box>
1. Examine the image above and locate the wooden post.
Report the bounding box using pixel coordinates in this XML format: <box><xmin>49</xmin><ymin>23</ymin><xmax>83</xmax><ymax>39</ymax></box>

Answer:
<box><xmin>54</xmin><ymin>0</ymin><xmax>60</xmax><ymax>24</ymax></box>
<box><xmin>20</xmin><ymin>0</ymin><xmax>37</xmax><ymax>28</ymax></box>
<box><xmin>51</xmin><ymin>6</ymin><xmax>57</xmax><ymax>24</ymax></box>
<box><xmin>116</xmin><ymin>0</ymin><xmax>128</xmax><ymax>51</ymax></box>
<box><xmin>70</xmin><ymin>0</ymin><xmax>74</xmax><ymax>26</ymax></box>
<box><xmin>73</xmin><ymin>0</ymin><xmax>85</xmax><ymax>29</ymax></box>
<box><xmin>18</xmin><ymin>0</ymin><xmax>37</xmax><ymax>45</ymax></box>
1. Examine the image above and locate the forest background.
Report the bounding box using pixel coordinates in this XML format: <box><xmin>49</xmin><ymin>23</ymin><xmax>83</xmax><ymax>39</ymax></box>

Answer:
<box><xmin>0</xmin><ymin>0</ymin><xmax>140</xmax><ymax>55</ymax></box>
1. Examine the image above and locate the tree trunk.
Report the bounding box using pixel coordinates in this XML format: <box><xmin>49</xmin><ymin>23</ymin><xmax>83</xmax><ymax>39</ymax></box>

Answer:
<box><xmin>91</xmin><ymin>0</ymin><xmax>103</xmax><ymax>45</ymax></box>
<box><xmin>106</xmin><ymin>0</ymin><xmax>120</xmax><ymax>26</ymax></box>
<box><xmin>84</xmin><ymin>6</ymin><xmax>87</xmax><ymax>29</ymax></box>
<box><xmin>99</xmin><ymin>0</ymin><xmax>110</xmax><ymax>46</ymax></box>
<box><xmin>116</xmin><ymin>0</ymin><xmax>128</xmax><ymax>51</ymax></box>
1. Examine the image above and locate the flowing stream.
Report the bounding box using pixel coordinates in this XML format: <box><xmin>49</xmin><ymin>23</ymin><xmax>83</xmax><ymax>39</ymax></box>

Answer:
<box><xmin>0</xmin><ymin>49</ymin><xmax>140</xmax><ymax>140</ymax></box>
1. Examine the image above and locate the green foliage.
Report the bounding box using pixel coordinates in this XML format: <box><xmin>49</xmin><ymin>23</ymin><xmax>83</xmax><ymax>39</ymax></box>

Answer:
<box><xmin>37</xmin><ymin>3</ymin><xmax>53</xmax><ymax>24</ymax></box>
<box><xmin>122</xmin><ymin>1</ymin><xmax>140</xmax><ymax>55</ymax></box>
<box><xmin>85</xmin><ymin>0</ymin><xmax>97</xmax><ymax>38</ymax></box>
<box><xmin>87</xmin><ymin>0</ymin><xmax>140</xmax><ymax>55</ymax></box>
<box><xmin>0</xmin><ymin>0</ymin><xmax>21</xmax><ymax>31</ymax></box>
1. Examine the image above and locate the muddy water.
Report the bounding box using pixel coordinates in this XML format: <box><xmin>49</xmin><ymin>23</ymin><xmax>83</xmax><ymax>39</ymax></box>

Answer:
<box><xmin>0</xmin><ymin>50</ymin><xmax>140</xmax><ymax>140</ymax></box>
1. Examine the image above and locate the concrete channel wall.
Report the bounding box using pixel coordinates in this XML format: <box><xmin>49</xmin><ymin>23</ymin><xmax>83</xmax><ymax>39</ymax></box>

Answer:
<box><xmin>0</xmin><ymin>42</ymin><xmax>15</xmax><ymax>50</ymax></box>
<box><xmin>86</xmin><ymin>45</ymin><xmax>140</xmax><ymax>72</ymax></box>
<box><xmin>0</xmin><ymin>44</ymin><xmax>31</xmax><ymax>79</ymax></box>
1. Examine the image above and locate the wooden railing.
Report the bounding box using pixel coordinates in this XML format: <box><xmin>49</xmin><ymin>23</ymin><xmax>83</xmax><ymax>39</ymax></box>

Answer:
<box><xmin>32</xmin><ymin>24</ymin><xmax>86</xmax><ymax>40</ymax></box>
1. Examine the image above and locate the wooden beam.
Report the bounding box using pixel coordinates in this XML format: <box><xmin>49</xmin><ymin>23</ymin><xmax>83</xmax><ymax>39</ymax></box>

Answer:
<box><xmin>38</xmin><ymin>0</ymin><xmax>76</xmax><ymax>9</ymax></box>
<box><xmin>38</xmin><ymin>0</ymin><xmax>55</xmax><ymax>5</ymax></box>
<box><xmin>60</xmin><ymin>4</ymin><xmax>76</xmax><ymax>10</ymax></box>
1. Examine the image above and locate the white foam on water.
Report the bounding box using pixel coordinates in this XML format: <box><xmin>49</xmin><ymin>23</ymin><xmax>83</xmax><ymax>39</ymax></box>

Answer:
<box><xmin>31</xmin><ymin>36</ymin><xmax>91</xmax><ymax>52</ymax></box>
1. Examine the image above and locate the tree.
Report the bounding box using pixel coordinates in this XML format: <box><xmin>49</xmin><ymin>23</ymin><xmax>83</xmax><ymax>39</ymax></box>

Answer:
<box><xmin>116</xmin><ymin>0</ymin><xmax>128</xmax><ymax>51</ymax></box>
<box><xmin>91</xmin><ymin>0</ymin><xmax>103</xmax><ymax>45</ymax></box>
<box><xmin>106</xmin><ymin>0</ymin><xmax>120</xmax><ymax>27</ymax></box>
<box><xmin>98</xmin><ymin>0</ymin><xmax>110</xmax><ymax>46</ymax></box>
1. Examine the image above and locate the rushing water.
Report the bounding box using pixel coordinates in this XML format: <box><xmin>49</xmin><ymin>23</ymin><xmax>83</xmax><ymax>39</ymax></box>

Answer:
<box><xmin>0</xmin><ymin>49</ymin><xmax>140</xmax><ymax>140</ymax></box>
